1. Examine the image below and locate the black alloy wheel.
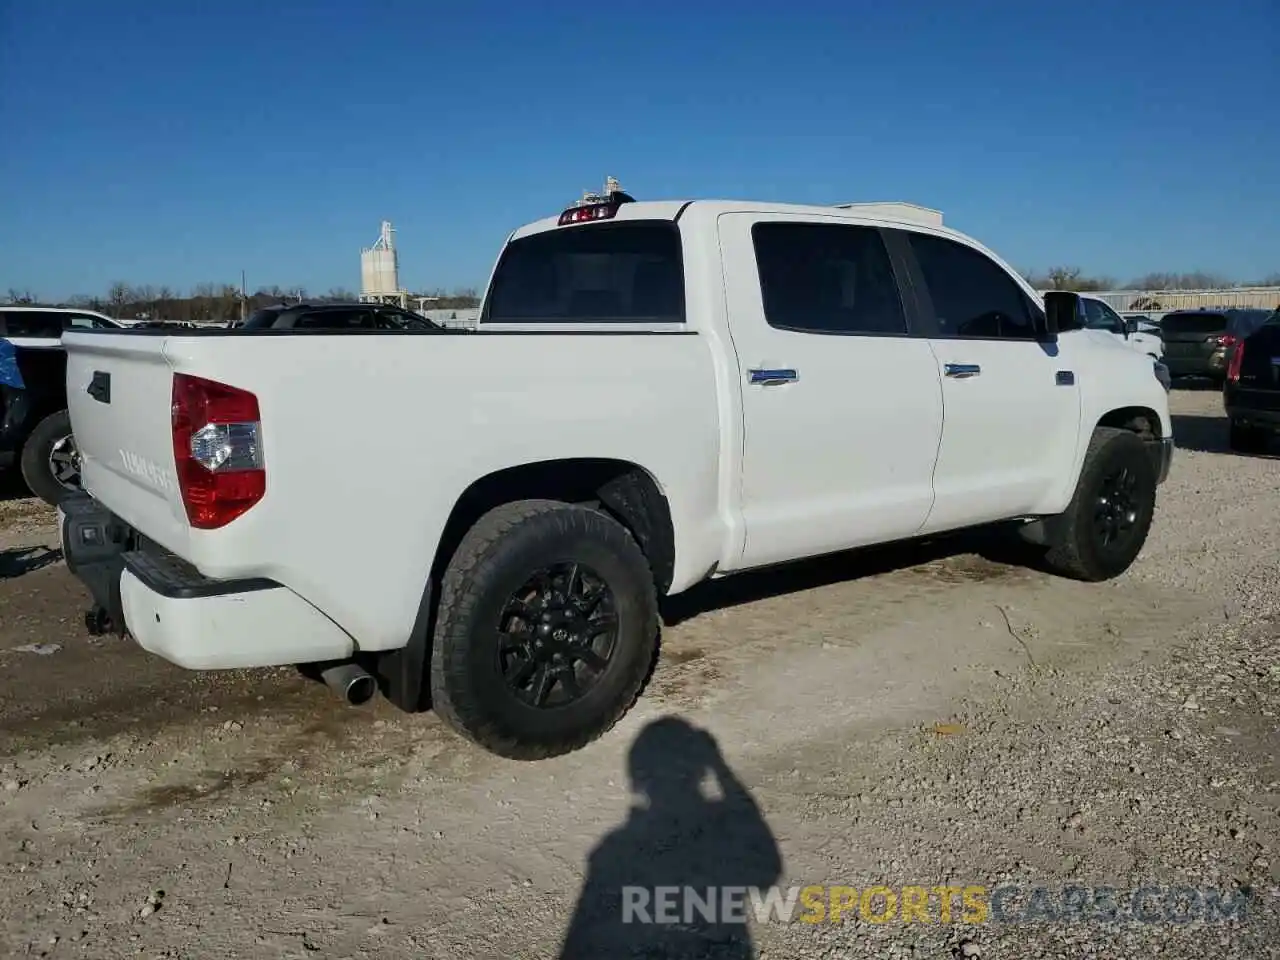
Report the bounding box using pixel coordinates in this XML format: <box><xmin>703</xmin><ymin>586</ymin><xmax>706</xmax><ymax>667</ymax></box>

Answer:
<box><xmin>1093</xmin><ymin>464</ymin><xmax>1140</xmax><ymax>550</ymax></box>
<box><xmin>498</xmin><ymin>561</ymin><xmax>619</xmax><ymax>709</ymax></box>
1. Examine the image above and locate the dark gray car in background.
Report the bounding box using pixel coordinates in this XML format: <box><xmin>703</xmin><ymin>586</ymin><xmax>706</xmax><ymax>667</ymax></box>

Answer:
<box><xmin>1161</xmin><ymin>308</ymin><xmax>1273</xmax><ymax>384</ymax></box>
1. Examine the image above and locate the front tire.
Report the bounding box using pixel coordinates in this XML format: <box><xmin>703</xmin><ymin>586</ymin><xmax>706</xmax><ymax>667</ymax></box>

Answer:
<box><xmin>430</xmin><ymin>500</ymin><xmax>659</xmax><ymax>760</ymax></box>
<box><xmin>1228</xmin><ymin>420</ymin><xmax>1270</xmax><ymax>454</ymax></box>
<box><xmin>19</xmin><ymin>410</ymin><xmax>81</xmax><ymax>506</ymax></box>
<box><xmin>1043</xmin><ymin>427</ymin><xmax>1157</xmax><ymax>582</ymax></box>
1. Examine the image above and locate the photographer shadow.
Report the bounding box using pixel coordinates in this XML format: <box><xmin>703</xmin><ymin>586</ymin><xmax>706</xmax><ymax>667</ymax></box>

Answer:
<box><xmin>559</xmin><ymin>716</ymin><xmax>782</xmax><ymax>959</ymax></box>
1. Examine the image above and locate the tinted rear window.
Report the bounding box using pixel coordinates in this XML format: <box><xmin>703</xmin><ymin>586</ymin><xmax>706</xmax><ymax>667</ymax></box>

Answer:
<box><xmin>1227</xmin><ymin>309</ymin><xmax>1272</xmax><ymax>337</ymax></box>
<box><xmin>1160</xmin><ymin>313</ymin><xmax>1227</xmax><ymax>335</ymax></box>
<box><xmin>485</xmin><ymin>221</ymin><xmax>684</xmax><ymax>323</ymax></box>
<box><xmin>0</xmin><ymin>311</ymin><xmax>66</xmax><ymax>337</ymax></box>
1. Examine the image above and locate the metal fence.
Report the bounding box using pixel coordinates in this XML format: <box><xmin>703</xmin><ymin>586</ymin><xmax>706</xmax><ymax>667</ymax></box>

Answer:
<box><xmin>1040</xmin><ymin>287</ymin><xmax>1280</xmax><ymax>314</ymax></box>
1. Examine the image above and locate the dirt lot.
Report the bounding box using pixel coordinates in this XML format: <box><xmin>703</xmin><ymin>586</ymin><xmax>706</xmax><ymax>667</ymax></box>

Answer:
<box><xmin>1</xmin><ymin>388</ymin><xmax>1278</xmax><ymax>959</ymax></box>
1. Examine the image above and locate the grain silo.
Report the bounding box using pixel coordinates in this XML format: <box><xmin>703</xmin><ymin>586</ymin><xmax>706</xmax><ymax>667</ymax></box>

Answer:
<box><xmin>360</xmin><ymin>221</ymin><xmax>403</xmax><ymax>304</ymax></box>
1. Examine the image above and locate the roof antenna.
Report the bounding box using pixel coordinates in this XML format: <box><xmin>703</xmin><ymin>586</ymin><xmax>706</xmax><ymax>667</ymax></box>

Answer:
<box><xmin>605</xmin><ymin>176</ymin><xmax>634</xmax><ymax>204</ymax></box>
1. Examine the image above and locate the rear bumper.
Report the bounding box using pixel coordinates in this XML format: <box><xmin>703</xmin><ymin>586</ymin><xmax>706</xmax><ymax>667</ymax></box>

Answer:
<box><xmin>59</xmin><ymin>493</ymin><xmax>355</xmax><ymax>669</ymax></box>
<box><xmin>1164</xmin><ymin>351</ymin><xmax>1226</xmax><ymax>378</ymax></box>
<box><xmin>1225</xmin><ymin>404</ymin><xmax>1280</xmax><ymax>429</ymax></box>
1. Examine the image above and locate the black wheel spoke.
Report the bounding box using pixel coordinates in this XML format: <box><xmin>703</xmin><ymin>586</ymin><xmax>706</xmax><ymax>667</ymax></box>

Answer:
<box><xmin>498</xmin><ymin>631</ymin><xmax>526</xmax><ymax>653</ymax></box>
<box><xmin>530</xmin><ymin>663</ymin><xmax>556</xmax><ymax>706</ymax></box>
<box><xmin>496</xmin><ymin>560</ymin><xmax>620</xmax><ymax>709</ymax></box>
<box><xmin>586</xmin><ymin>612</ymin><xmax>618</xmax><ymax>636</ymax></box>
<box><xmin>571</xmin><ymin>645</ymin><xmax>609</xmax><ymax>672</ymax></box>
<box><xmin>502</xmin><ymin>597</ymin><xmax>539</xmax><ymax>623</ymax></box>
<box><xmin>559</xmin><ymin>668</ymin><xmax>582</xmax><ymax>700</ymax></box>
<box><xmin>507</xmin><ymin>655</ymin><xmax>537</xmax><ymax>689</ymax></box>
<box><xmin>1092</xmin><ymin>463</ymin><xmax>1146</xmax><ymax>551</ymax></box>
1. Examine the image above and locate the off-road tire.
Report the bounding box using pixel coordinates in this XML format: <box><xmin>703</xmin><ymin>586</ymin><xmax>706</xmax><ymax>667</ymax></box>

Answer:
<box><xmin>429</xmin><ymin>499</ymin><xmax>659</xmax><ymax>760</ymax></box>
<box><xmin>19</xmin><ymin>410</ymin><xmax>78</xmax><ymax>506</ymax></box>
<box><xmin>1043</xmin><ymin>427</ymin><xmax>1157</xmax><ymax>582</ymax></box>
<box><xmin>1228</xmin><ymin>420</ymin><xmax>1271</xmax><ymax>454</ymax></box>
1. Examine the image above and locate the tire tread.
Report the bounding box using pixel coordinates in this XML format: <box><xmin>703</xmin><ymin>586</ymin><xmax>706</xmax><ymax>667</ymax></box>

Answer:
<box><xmin>430</xmin><ymin>499</ymin><xmax>658</xmax><ymax>760</ymax></box>
<box><xmin>1044</xmin><ymin>427</ymin><xmax>1156</xmax><ymax>582</ymax></box>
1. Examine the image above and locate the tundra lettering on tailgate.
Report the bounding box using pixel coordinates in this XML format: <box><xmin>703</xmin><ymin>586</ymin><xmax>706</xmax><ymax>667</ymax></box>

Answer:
<box><xmin>119</xmin><ymin>449</ymin><xmax>176</xmax><ymax>494</ymax></box>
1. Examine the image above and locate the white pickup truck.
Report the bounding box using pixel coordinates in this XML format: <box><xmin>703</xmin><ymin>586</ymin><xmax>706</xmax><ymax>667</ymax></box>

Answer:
<box><xmin>1076</xmin><ymin>294</ymin><xmax>1165</xmax><ymax>361</ymax></box>
<box><xmin>59</xmin><ymin>192</ymin><xmax>1173</xmax><ymax>760</ymax></box>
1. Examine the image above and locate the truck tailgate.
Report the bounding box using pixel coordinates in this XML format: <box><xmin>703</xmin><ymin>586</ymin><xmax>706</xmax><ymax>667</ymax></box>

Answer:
<box><xmin>63</xmin><ymin>332</ymin><xmax>191</xmax><ymax>554</ymax></box>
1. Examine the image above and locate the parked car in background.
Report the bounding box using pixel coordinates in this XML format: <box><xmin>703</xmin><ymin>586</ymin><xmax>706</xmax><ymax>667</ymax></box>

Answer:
<box><xmin>1161</xmin><ymin>308</ymin><xmax>1273</xmax><ymax>384</ymax></box>
<box><xmin>236</xmin><ymin>302</ymin><xmax>441</xmax><ymax>331</ymax></box>
<box><xmin>1223</xmin><ymin>310</ymin><xmax>1280</xmax><ymax>452</ymax></box>
<box><xmin>60</xmin><ymin>191</ymin><xmax>1172</xmax><ymax>761</ymax></box>
<box><xmin>1123</xmin><ymin>312</ymin><xmax>1164</xmax><ymax>338</ymax></box>
<box><xmin>0</xmin><ymin>306</ymin><xmax>122</xmax><ymax>503</ymax></box>
<box><xmin>1078</xmin><ymin>295</ymin><xmax>1163</xmax><ymax>359</ymax></box>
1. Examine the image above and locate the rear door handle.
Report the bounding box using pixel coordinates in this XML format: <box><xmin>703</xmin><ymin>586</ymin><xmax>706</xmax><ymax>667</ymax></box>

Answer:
<box><xmin>749</xmin><ymin>368</ymin><xmax>799</xmax><ymax>386</ymax></box>
<box><xmin>944</xmin><ymin>363</ymin><xmax>981</xmax><ymax>379</ymax></box>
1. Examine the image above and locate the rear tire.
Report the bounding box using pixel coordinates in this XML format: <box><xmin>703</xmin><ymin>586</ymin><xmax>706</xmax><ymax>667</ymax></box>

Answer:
<box><xmin>19</xmin><ymin>410</ymin><xmax>80</xmax><ymax>506</ymax></box>
<box><xmin>1228</xmin><ymin>420</ymin><xmax>1271</xmax><ymax>454</ymax></box>
<box><xmin>1043</xmin><ymin>427</ymin><xmax>1157</xmax><ymax>582</ymax></box>
<box><xmin>430</xmin><ymin>499</ymin><xmax>659</xmax><ymax>760</ymax></box>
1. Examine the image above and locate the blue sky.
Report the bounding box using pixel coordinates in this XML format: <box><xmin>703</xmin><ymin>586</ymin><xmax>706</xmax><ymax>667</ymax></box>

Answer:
<box><xmin>1</xmin><ymin>0</ymin><xmax>1276</xmax><ymax>298</ymax></box>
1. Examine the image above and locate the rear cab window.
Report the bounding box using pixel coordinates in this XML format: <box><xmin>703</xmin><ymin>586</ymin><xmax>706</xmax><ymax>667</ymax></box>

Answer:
<box><xmin>0</xmin><ymin>311</ymin><xmax>65</xmax><ymax>338</ymax></box>
<box><xmin>483</xmin><ymin>221</ymin><xmax>684</xmax><ymax>324</ymax></box>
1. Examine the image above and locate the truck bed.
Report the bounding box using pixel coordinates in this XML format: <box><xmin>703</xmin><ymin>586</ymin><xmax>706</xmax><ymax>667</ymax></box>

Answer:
<box><xmin>63</xmin><ymin>327</ymin><xmax>724</xmax><ymax>653</ymax></box>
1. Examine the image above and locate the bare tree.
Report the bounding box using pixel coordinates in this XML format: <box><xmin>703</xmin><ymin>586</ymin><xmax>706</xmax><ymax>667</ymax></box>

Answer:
<box><xmin>1130</xmin><ymin>271</ymin><xmax>1231</xmax><ymax>291</ymax></box>
<box><xmin>107</xmin><ymin>282</ymin><xmax>133</xmax><ymax>311</ymax></box>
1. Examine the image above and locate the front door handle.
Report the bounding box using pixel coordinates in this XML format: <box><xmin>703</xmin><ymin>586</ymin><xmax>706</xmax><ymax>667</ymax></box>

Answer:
<box><xmin>749</xmin><ymin>368</ymin><xmax>799</xmax><ymax>386</ymax></box>
<box><xmin>944</xmin><ymin>363</ymin><xmax>981</xmax><ymax>379</ymax></box>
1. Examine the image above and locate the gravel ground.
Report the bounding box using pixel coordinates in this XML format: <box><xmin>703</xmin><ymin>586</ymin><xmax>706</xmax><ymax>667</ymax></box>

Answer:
<box><xmin>0</xmin><ymin>388</ymin><xmax>1277</xmax><ymax>959</ymax></box>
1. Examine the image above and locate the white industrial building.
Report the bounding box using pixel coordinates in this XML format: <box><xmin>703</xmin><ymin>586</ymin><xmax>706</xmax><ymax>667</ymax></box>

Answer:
<box><xmin>360</xmin><ymin>221</ymin><xmax>408</xmax><ymax>307</ymax></box>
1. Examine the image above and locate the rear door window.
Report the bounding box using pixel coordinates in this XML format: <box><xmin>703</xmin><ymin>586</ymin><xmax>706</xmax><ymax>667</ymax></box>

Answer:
<box><xmin>485</xmin><ymin>221</ymin><xmax>684</xmax><ymax>323</ymax></box>
<box><xmin>751</xmin><ymin>222</ymin><xmax>908</xmax><ymax>335</ymax></box>
<box><xmin>65</xmin><ymin>313</ymin><xmax>114</xmax><ymax>330</ymax></box>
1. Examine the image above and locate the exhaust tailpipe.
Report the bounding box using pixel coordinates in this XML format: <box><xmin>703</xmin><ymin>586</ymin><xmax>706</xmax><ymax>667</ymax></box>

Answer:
<box><xmin>319</xmin><ymin>661</ymin><xmax>377</xmax><ymax>706</ymax></box>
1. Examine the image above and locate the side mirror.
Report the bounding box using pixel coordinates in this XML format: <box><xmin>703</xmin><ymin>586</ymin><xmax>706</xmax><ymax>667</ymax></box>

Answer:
<box><xmin>1041</xmin><ymin>291</ymin><xmax>1081</xmax><ymax>343</ymax></box>
<box><xmin>1123</xmin><ymin>318</ymin><xmax>1137</xmax><ymax>338</ymax></box>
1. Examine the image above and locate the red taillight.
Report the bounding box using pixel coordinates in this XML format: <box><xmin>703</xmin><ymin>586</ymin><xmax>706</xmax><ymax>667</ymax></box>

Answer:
<box><xmin>1226</xmin><ymin>340</ymin><xmax>1246</xmax><ymax>382</ymax></box>
<box><xmin>171</xmin><ymin>373</ymin><xmax>264</xmax><ymax>529</ymax></box>
<box><xmin>558</xmin><ymin>202</ymin><xmax>619</xmax><ymax>225</ymax></box>
<box><xmin>1215</xmin><ymin>333</ymin><xmax>1238</xmax><ymax>348</ymax></box>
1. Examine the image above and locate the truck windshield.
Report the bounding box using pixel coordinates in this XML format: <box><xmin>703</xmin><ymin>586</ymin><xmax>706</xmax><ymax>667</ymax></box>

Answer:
<box><xmin>485</xmin><ymin>221</ymin><xmax>684</xmax><ymax>323</ymax></box>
